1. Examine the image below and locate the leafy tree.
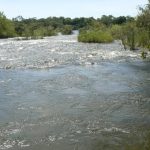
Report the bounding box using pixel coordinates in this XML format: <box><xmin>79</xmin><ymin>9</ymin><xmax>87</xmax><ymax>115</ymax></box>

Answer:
<box><xmin>0</xmin><ymin>12</ymin><xmax>15</xmax><ymax>38</ymax></box>
<box><xmin>126</xmin><ymin>16</ymin><xmax>135</xmax><ymax>22</ymax></box>
<box><xmin>137</xmin><ymin>0</ymin><xmax>150</xmax><ymax>31</ymax></box>
<box><xmin>113</xmin><ymin>16</ymin><xmax>127</xmax><ymax>24</ymax></box>
<box><xmin>137</xmin><ymin>0</ymin><xmax>150</xmax><ymax>49</ymax></box>
<box><xmin>101</xmin><ymin>15</ymin><xmax>114</xmax><ymax>26</ymax></box>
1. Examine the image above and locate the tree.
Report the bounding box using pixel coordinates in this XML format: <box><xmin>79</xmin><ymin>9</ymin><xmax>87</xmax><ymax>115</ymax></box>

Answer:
<box><xmin>101</xmin><ymin>15</ymin><xmax>114</xmax><ymax>26</ymax></box>
<box><xmin>0</xmin><ymin>12</ymin><xmax>15</xmax><ymax>38</ymax></box>
<box><xmin>113</xmin><ymin>16</ymin><xmax>127</xmax><ymax>24</ymax></box>
<box><xmin>137</xmin><ymin>0</ymin><xmax>150</xmax><ymax>30</ymax></box>
<box><xmin>137</xmin><ymin>0</ymin><xmax>150</xmax><ymax>49</ymax></box>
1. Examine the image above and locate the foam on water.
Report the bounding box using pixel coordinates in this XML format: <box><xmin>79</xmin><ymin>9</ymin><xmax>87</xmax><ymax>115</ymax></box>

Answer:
<box><xmin>0</xmin><ymin>140</ymin><xmax>15</xmax><ymax>149</ymax></box>
<box><xmin>103</xmin><ymin>127</ymin><xmax>130</xmax><ymax>134</ymax></box>
<box><xmin>5</xmin><ymin>129</ymin><xmax>21</xmax><ymax>135</ymax></box>
<box><xmin>48</xmin><ymin>136</ymin><xmax>56</xmax><ymax>142</ymax></box>
<box><xmin>0</xmin><ymin>140</ymin><xmax>30</xmax><ymax>149</ymax></box>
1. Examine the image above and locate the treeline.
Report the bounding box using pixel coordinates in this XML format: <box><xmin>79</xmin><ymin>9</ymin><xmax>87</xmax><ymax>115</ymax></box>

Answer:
<box><xmin>0</xmin><ymin>12</ymin><xmax>133</xmax><ymax>39</ymax></box>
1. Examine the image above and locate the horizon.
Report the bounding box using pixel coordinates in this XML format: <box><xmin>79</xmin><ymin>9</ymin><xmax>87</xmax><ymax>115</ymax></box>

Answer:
<box><xmin>0</xmin><ymin>0</ymin><xmax>148</xmax><ymax>19</ymax></box>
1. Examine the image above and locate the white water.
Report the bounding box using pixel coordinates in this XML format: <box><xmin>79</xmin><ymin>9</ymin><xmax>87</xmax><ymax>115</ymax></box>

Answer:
<box><xmin>0</xmin><ymin>35</ymin><xmax>147</xmax><ymax>69</ymax></box>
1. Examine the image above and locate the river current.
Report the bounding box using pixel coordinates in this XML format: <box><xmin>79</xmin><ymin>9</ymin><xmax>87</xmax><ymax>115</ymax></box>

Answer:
<box><xmin>0</xmin><ymin>34</ymin><xmax>150</xmax><ymax>150</ymax></box>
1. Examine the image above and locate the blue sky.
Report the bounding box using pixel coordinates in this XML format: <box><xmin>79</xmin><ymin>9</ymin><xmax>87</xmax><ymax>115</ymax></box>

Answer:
<box><xmin>0</xmin><ymin>0</ymin><xmax>148</xmax><ymax>19</ymax></box>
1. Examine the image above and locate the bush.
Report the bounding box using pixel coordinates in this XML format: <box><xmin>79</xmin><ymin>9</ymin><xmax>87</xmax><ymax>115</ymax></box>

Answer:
<box><xmin>110</xmin><ymin>25</ymin><xmax>123</xmax><ymax>40</ymax></box>
<box><xmin>0</xmin><ymin>12</ymin><xmax>16</xmax><ymax>38</ymax></box>
<box><xmin>61</xmin><ymin>25</ymin><xmax>73</xmax><ymax>35</ymax></box>
<box><xmin>111</xmin><ymin>22</ymin><xmax>137</xmax><ymax>50</ymax></box>
<box><xmin>137</xmin><ymin>28</ymin><xmax>150</xmax><ymax>49</ymax></box>
<box><xmin>46</xmin><ymin>29</ymin><xmax>57</xmax><ymax>36</ymax></box>
<box><xmin>78</xmin><ymin>30</ymin><xmax>113</xmax><ymax>43</ymax></box>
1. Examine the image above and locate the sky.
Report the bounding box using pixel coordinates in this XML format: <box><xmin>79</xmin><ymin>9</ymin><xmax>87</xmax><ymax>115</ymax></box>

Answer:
<box><xmin>0</xmin><ymin>0</ymin><xmax>148</xmax><ymax>19</ymax></box>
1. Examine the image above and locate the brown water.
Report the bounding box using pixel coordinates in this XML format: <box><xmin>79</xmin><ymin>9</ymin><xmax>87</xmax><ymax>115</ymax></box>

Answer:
<box><xmin>0</xmin><ymin>35</ymin><xmax>150</xmax><ymax>150</ymax></box>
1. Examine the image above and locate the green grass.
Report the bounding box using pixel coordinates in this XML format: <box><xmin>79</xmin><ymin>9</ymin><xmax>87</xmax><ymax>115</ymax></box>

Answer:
<box><xmin>78</xmin><ymin>30</ymin><xmax>113</xmax><ymax>43</ymax></box>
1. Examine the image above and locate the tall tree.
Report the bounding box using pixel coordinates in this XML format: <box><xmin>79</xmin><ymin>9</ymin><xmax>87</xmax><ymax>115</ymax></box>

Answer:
<box><xmin>0</xmin><ymin>12</ymin><xmax>15</xmax><ymax>38</ymax></box>
<box><xmin>137</xmin><ymin>0</ymin><xmax>150</xmax><ymax>49</ymax></box>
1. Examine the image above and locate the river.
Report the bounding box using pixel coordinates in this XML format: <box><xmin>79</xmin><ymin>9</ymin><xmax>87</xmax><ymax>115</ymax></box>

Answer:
<box><xmin>0</xmin><ymin>34</ymin><xmax>150</xmax><ymax>150</ymax></box>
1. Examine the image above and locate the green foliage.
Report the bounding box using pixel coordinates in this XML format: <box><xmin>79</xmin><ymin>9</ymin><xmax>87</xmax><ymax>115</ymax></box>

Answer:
<box><xmin>110</xmin><ymin>25</ymin><xmax>123</xmax><ymax>40</ymax></box>
<box><xmin>78</xmin><ymin>30</ymin><xmax>113</xmax><ymax>43</ymax></box>
<box><xmin>31</xmin><ymin>28</ymin><xmax>45</xmax><ymax>39</ymax></box>
<box><xmin>71</xmin><ymin>17</ymin><xmax>95</xmax><ymax>29</ymax></box>
<box><xmin>137</xmin><ymin>0</ymin><xmax>150</xmax><ymax>30</ymax></box>
<box><xmin>141</xmin><ymin>51</ymin><xmax>148</xmax><ymax>59</ymax></box>
<box><xmin>46</xmin><ymin>27</ymin><xmax>57</xmax><ymax>36</ymax></box>
<box><xmin>89</xmin><ymin>21</ymin><xmax>107</xmax><ymax>31</ymax></box>
<box><xmin>61</xmin><ymin>25</ymin><xmax>73</xmax><ymax>35</ymax></box>
<box><xmin>0</xmin><ymin>12</ymin><xmax>16</xmax><ymax>38</ymax></box>
<box><xmin>101</xmin><ymin>15</ymin><xmax>114</xmax><ymax>26</ymax></box>
<box><xmin>78</xmin><ymin>20</ymin><xmax>113</xmax><ymax>44</ymax></box>
<box><xmin>113</xmin><ymin>16</ymin><xmax>127</xmax><ymax>24</ymax></box>
<box><xmin>77</xmin><ymin>15</ymin><xmax>137</xmax><ymax>47</ymax></box>
<box><xmin>137</xmin><ymin>0</ymin><xmax>150</xmax><ymax>50</ymax></box>
<box><xmin>100</xmin><ymin>15</ymin><xmax>134</xmax><ymax>26</ymax></box>
<box><xmin>13</xmin><ymin>17</ymin><xmax>57</xmax><ymax>39</ymax></box>
<box><xmin>111</xmin><ymin>22</ymin><xmax>139</xmax><ymax>50</ymax></box>
<box><xmin>137</xmin><ymin>28</ymin><xmax>149</xmax><ymax>48</ymax></box>
<box><xmin>123</xmin><ymin>22</ymin><xmax>137</xmax><ymax>50</ymax></box>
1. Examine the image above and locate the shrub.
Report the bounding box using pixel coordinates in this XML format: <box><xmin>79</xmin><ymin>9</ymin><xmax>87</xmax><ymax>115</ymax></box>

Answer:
<box><xmin>61</xmin><ymin>25</ymin><xmax>73</xmax><ymax>35</ymax></box>
<box><xmin>112</xmin><ymin>22</ymin><xmax>137</xmax><ymax>50</ymax></box>
<box><xmin>110</xmin><ymin>25</ymin><xmax>123</xmax><ymax>40</ymax></box>
<box><xmin>78</xmin><ymin>30</ymin><xmax>113</xmax><ymax>43</ymax></box>
<box><xmin>137</xmin><ymin>29</ymin><xmax>149</xmax><ymax>48</ymax></box>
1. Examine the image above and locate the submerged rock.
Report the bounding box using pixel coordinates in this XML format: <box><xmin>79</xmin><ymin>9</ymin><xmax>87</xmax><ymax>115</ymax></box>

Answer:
<box><xmin>5</xmin><ymin>65</ymin><xmax>12</xmax><ymax>69</ymax></box>
<box><xmin>141</xmin><ymin>51</ymin><xmax>148</xmax><ymax>59</ymax></box>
